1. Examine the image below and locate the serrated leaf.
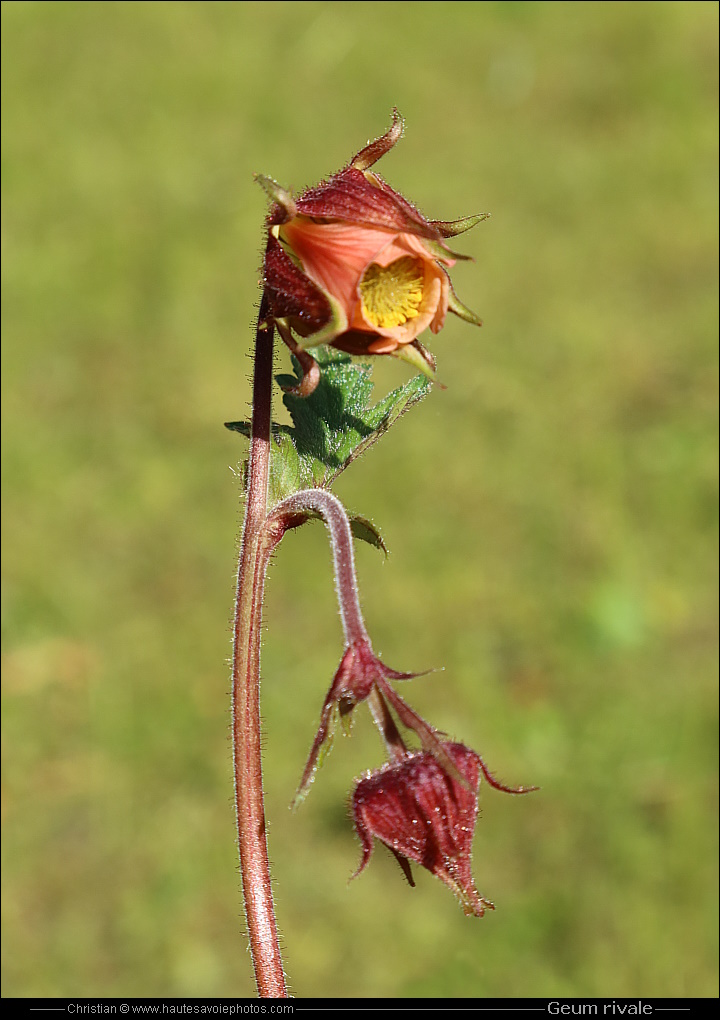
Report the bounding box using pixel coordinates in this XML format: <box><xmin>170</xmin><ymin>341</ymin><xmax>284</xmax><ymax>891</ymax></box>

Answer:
<box><xmin>276</xmin><ymin>347</ymin><xmax>431</xmax><ymax>494</ymax></box>
<box><xmin>226</xmin><ymin>346</ymin><xmax>432</xmax><ymax>504</ymax></box>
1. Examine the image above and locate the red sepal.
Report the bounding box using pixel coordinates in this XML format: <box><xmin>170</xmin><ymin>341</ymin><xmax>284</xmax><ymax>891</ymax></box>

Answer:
<box><xmin>262</xmin><ymin>234</ymin><xmax>332</xmax><ymax>336</ymax></box>
<box><xmin>295</xmin><ymin>168</ymin><xmax>442</xmax><ymax>240</ymax></box>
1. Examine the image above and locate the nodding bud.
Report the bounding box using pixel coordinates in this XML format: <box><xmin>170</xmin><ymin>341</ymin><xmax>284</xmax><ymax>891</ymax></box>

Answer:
<box><xmin>352</xmin><ymin>742</ymin><xmax>494</xmax><ymax>916</ymax></box>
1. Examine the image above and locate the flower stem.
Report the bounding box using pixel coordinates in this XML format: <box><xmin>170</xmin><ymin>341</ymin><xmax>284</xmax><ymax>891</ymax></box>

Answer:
<box><xmin>269</xmin><ymin>488</ymin><xmax>369</xmax><ymax>646</ymax></box>
<box><xmin>231</xmin><ymin>298</ymin><xmax>288</xmax><ymax>998</ymax></box>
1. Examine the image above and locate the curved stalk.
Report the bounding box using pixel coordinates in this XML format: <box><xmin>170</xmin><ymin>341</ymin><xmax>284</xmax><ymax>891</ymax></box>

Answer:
<box><xmin>231</xmin><ymin>299</ymin><xmax>288</xmax><ymax>998</ymax></box>
<box><xmin>268</xmin><ymin>488</ymin><xmax>369</xmax><ymax>646</ymax></box>
<box><xmin>270</xmin><ymin>487</ymin><xmax>470</xmax><ymax>792</ymax></box>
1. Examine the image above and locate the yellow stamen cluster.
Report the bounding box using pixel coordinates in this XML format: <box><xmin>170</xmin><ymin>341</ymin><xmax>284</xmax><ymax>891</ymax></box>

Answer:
<box><xmin>359</xmin><ymin>256</ymin><xmax>425</xmax><ymax>330</ymax></box>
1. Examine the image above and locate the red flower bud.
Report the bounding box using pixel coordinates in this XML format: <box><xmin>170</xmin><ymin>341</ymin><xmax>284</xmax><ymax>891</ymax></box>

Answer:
<box><xmin>352</xmin><ymin>742</ymin><xmax>493</xmax><ymax>916</ymax></box>
<box><xmin>258</xmin><ymin>110</ymin><xmax>486</xmax><ymax>379</ymax></box>
<box><xmin>352</xmin><ymin>742</ymin><xmax>538</xmax><ymax>916</ymax></box>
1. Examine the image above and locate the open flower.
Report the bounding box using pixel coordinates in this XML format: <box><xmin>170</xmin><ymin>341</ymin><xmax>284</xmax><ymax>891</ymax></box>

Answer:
<box><xmin>258</xmin><ymin>109</ymin><xmax>486</xmax><ymax>379</ymax></box>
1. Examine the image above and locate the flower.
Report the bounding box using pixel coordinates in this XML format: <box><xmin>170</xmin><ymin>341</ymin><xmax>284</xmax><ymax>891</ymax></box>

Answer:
<box><xmin>352</xmin><ymin>742</ymin><xmax>537</xmax><ymax>916</ymax></box>
<box><xmin>351</xmin><ymin>742</ymin><xmax>494</xmax><ymax>916</ymax></box>
<box><xmin>258</xmin><ymin>109</ymin><xmax>486</xmax><ymax>379</ymax></box>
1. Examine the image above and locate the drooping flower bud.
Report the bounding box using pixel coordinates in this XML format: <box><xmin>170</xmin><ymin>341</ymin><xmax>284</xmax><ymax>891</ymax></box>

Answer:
<box><xmin>351</xmin><ymin>742</ymin><xmax>494</xmax><ymax>916</ymax></box>
<box><xmin>352</xmin><ymin>742</ymin><xmax>538</xmax><ymax>915</ymax></box>
<box><xmin>259</xmin><ymin>109</ymin><xmax>486</xmax><ymax>380</ymax></box>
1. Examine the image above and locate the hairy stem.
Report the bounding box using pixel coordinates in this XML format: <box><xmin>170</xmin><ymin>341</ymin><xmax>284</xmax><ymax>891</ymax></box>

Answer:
<box><xmin>268</xmin><ymin>488</ymin><xmax>370</xmax><ymax>646</ymax></box>
<box><xmin>231</xmin><ymin>298</ymin><xmax>288</xmax><ymax>998</ymax></box>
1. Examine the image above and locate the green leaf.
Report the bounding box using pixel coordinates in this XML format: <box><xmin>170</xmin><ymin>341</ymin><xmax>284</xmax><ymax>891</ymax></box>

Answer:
<box><xmin>349</xmin><ymin>514</ymin><xmax>388</xmax><ymax>557</ymax></box>
<box><xmin>227</xmin><ymin>346</ymin><xmax>432</xmax><ymax>505</ymax></box>
<box><xmin>276</xmin><ymin>347</ymin><xmax>430</xmax><ymax>493</ymax></box>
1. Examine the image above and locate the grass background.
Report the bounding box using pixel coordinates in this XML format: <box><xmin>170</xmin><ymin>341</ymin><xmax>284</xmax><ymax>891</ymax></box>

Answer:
<box><xmin>2</xmin><ymin>0</ymin><xmax>717</xmax><ymax>1000</ymax></box>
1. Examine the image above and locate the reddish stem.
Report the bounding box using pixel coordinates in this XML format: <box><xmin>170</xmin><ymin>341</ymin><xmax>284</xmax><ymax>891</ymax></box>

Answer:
<box><xmin>268</xmin><ymin>488</ymin><xmax>369</xmax><ymax>646</ymax></box>
<box><xmin>231</xmin><ymin>297</ymin><xmax>288</xmax><ymax>997</ymax></box>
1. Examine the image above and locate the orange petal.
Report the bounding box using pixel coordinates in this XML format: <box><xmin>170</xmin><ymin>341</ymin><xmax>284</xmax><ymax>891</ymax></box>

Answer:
<box><xmin>280</xmin><ymin>218</ymin><xmax>395</xmax><ymax>319</ymax></box>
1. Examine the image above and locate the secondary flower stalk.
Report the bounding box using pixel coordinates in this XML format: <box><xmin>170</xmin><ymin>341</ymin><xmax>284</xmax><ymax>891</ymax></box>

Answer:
<box><xmin>268</xmin><ymin>489</ymin><xmax>467</xmax><ymax>802</ymax></box>
<box><xmin>268</xmin><ymin>488</ymin><xmax>368</xmax><ymax>646</ymax></box>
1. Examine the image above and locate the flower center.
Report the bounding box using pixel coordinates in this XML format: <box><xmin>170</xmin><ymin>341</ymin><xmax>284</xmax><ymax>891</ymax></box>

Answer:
<box><xmin>359</xmin><ymin>256</ymin><xmax>425</xmax><ymax>330</ymax></box>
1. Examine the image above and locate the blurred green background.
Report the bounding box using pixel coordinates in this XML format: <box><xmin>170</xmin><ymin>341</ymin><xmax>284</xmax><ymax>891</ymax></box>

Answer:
<box><xmin>2</xmin><ymin>0</ymin><xmax>717</xmax><ymax>1000</ymax></box>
